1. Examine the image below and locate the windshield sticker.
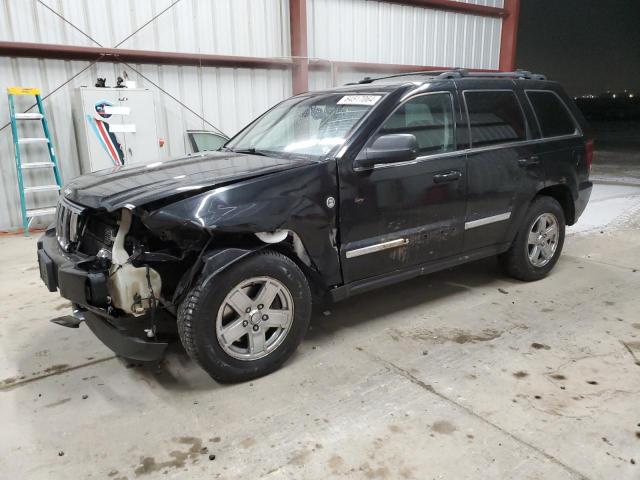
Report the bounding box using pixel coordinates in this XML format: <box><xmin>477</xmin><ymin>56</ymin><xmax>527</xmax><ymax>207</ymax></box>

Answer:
<box><xmin>337</xmin><ymin>95</ymin><xmax>382</xmax><ymax>106</ymax></box>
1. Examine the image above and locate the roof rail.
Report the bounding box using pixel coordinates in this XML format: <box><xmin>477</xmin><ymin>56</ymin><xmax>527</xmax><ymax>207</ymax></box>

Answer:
<box><xmin>354</xmin><ymin>69</ymin><xmax>464</xmax><ymax>84</ymax></box>
<box><xmin>351</xmin><ymin>69</ymin><xmax>546</xmax><ymax>85</ymax></box>
<box><xmin>458</xmin><ymin>70</ymin><xmax>548</xmax><ymax>80</ymax></box>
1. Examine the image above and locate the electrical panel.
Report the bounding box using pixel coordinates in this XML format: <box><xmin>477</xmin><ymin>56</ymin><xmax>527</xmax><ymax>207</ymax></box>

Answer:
<box><xmin>73</xmin><ymin>87</ymin><xmax>160</xmax><ymax>173</ymax></box>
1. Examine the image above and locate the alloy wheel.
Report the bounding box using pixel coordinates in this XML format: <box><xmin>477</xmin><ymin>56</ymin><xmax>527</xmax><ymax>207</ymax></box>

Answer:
<box><xmin>215</xmin><ymin>276</ymin><xmax>294</xmax><ymax>361</ymax></box>
<box><xmin>526</xmin><ymin>212</ymin><xmax>559</xmax><ymax>268</ymax></box>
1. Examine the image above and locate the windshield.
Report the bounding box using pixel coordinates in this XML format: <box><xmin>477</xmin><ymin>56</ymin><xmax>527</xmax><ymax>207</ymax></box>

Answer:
<box><xmin>225</xmin><ymin>93</ymin><xmax>383</xmax><ymax>160</ymax></box>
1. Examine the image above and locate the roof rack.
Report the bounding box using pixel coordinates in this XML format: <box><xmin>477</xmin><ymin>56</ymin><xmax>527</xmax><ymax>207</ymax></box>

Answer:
<box><xmin>353</xmin><ymin>69</ymin><xmax>547</xmax><ymax>85</ymax></box>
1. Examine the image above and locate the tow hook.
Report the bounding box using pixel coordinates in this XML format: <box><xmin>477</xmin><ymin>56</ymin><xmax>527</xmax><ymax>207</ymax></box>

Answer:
<box><xmin>50</xmin><ymin>307</ymin><xmax>86</xmax><ymax>329</ymax></box>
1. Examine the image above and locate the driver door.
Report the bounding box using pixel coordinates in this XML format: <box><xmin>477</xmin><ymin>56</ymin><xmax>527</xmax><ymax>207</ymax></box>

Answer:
<box><xmin>338</xmin><ymin>91</ymin><xmax>467</xmax><ymax>283</ymax></box>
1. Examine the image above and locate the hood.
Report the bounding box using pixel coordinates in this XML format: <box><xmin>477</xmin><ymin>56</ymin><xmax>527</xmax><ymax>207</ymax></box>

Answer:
<box><xmin>62</xmin><ymin>152</ymin><xmax>313</xmax><ymax>211</ymax></box>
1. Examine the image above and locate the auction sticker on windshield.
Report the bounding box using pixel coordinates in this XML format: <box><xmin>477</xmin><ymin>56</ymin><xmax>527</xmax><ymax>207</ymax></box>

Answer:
<box><xmin>337</xmin><ymin>95</ymin><xmax>382</xmax><ymax>106</ymax></box>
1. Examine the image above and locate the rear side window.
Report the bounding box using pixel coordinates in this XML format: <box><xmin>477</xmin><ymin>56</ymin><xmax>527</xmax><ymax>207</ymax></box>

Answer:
<box><xmin>527</xmin><ymin>91</ymin><xmax>577</xmax><ymax>138</ymax></box>
<box><xmin>378</xmin><ymin>93</ymin><xmax>455</xmax><ymax>155</ymax></box>
<box><xmin>465</xmin><ymin>91</ymin><xmax>527</xmax><ymax>147</ymax></box>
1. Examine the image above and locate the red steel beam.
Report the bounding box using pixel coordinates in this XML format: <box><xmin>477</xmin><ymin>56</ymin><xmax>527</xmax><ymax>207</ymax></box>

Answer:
<box><xmin>289</xmin><ymin>0</ymin><xmax>309</xmax><ymax>94</ymax></box>
<box><xmin>379</xmin><ymin>0</ymin><xmax>505</xmax><ymax>18</ymax></box>
<box><xmin>310</xmin><ymin>59</ymin><xmax>497</xmax><ymax>74</ymax></box>
<box><xmin>0</xmin><ymin>41</ymin><xmax>292</xmax><ymax>69</ymax></box>
<box><xmin>498</xmin><ymin>0</ymin><xmax>521</xmax><ymax>71</ymax></box>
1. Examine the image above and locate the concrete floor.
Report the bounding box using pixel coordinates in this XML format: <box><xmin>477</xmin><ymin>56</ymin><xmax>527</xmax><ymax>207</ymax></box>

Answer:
<box><xmin>2</xmin><ymin>182</ymin><xmax>640</xmax><ymax>480</ymax></box>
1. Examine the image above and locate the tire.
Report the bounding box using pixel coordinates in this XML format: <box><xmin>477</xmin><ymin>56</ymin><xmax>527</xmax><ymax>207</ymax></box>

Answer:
<box><xmin>499</xmin><ymin>196</ymin><xmax>566</xmax><ymax>281</ymax></box>
<box><xmin>177</xmin><ymin>250</ymin><xmax>311</xmax><ymax>383</ymax></box>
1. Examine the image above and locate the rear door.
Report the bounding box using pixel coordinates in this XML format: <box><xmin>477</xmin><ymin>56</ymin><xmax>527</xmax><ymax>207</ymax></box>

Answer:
<box><xmin>524</xmin><ymin>88</ymin><xmax>585</xmax><ymax>190</ymax></box>
<box><xmin>338</xmin><ymin>89</ymin><xmax>467</xmax><ymax>283</ymax></box>
<box><xmin>461</xmin><ymin>84</ymin><xmax>544</xmax><ymax>251</ymax></box>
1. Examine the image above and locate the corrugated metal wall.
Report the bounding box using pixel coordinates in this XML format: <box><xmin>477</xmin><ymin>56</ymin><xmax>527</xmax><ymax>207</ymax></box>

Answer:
<box><xmin>0</xmin><ymin>0</ymin><xmax>291</xmax><ymax>230</ymax></box>
<box><xmin>308</xmin><ymin>0</ymin><xmax>502</xmax><ymax>68</ymax></box>
<box><xmin>0</xmin><ymin>0</ymin><xmax>505</xmax><ymax>230</ymax></box>
<box><xmin>0</xmin><ymin>0</ymin><xmax>290</xmax><ymax>56</ymax></box>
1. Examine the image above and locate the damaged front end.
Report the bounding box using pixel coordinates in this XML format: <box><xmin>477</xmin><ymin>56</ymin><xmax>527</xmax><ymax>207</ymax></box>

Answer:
<box><xmin>38</xmin><ymin>197</ymin><xmax>212</xmax><ymax>361</ymax></box>
<box><xmin>38</xmin><ymin>155</ymin><xmax>341</xmax><ymax>362</ymax></box>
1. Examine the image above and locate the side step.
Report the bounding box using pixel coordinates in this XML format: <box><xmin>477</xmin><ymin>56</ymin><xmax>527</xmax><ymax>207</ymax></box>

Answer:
<box><xmin>15</xmin><ymin>113</ymin><xmax>44</xmax><ymax>120</ymax></box>
<box><xmin>18</xmin><ymin>137</ymin><xmax>50</xmax><ymax>144</ymax></box>
<box><xmin>24</xmin><ymin>185</ymin><xmax>60</xmax><ymax>193</ymax></box>
<box><xmin>21</xmin><ymin>161</ymin><xmax>54</xmax><ymax>169</ymax></box>
<box><xmin>26</xmin><ymin>206</ymin><xmax>57</xmax><ymax>217</ymax></box>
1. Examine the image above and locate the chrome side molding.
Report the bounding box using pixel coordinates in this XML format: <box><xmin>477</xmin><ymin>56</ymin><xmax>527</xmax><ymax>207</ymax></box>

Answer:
<box><xmin>345</xmin><ymin>238</ymin><xmax>409</xmax><ymax>259</ymax></box>
<box><xmin>465</xmin><ymin>212</ymin><xmax>511</xmax><ymax>230</ymax></box>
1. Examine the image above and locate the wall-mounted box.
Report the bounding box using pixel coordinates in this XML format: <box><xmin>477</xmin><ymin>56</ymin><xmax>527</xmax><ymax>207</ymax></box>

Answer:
<box><xmin>73</xmin><ymin>87</ymin><xmax>160</xmax><ymax>173</ymax></box>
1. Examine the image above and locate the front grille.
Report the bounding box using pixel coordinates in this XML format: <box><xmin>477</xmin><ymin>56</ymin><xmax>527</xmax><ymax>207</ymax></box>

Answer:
<box><xmin>56</xmin><ymin>198</ymin><xmax>86</xmax><ymax>252</ymax></box>
<box><xmin>79</xmin><ymin>214</ymin><xmax>118</xmax><ymax>256</ymax></box>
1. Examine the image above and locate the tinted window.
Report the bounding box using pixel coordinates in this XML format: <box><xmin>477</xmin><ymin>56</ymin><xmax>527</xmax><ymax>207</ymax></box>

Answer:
<box><xmin>189</xmin><ymin>132</ymin><xmax>228</xmax><ymax>152</ymax></box>
<box><xmin>378</xmin><ymin>93</ymin><xmax>455</xmax><ymax>155</ymax></box>
<box><xmin>465</xmin><ymin>91</ymin><xmax>527</xmax><ymax>147</ymax></box>
<box><xmin>527</xmin><ymin>91</ymin><xmax>577</xmax><ymax>137</ymax></box>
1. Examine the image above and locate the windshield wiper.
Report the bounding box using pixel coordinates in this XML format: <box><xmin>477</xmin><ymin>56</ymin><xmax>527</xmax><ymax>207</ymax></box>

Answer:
<box><xmin>227</xmin><ymin>147</ymin><xmax>271</xmax><ymax>157</ymax></box>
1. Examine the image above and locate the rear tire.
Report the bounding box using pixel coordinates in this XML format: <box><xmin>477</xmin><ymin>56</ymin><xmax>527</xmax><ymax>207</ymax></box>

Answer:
<box><xmin>499</xmin><ymin>196</ymin><xmax>565</xmax><ymax>281</ymax></box>
<box><xmin>177</xmin><ymin>250</ymin><xmax>311</xmax><ymax>383</ymax></box>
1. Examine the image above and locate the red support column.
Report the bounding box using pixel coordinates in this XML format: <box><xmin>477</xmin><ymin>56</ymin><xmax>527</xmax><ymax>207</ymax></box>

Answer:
<box><xmin>499</xmin><ymin>0</ymin><xmax>521</xmax><ymax>71</ymax></box>
<box><xmin>289</xmin><ymin>0</ymin><xmax>309</xmax><ymax>94</ymax></box>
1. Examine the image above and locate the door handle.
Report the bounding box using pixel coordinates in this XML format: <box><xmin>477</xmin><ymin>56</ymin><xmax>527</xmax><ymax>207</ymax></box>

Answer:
<box><xmin>517</xmin><ymin>155</ymin><xmax>540</xmax><ymax>167</ymax></box>
<box><xmin>433</xmin><ymin>170</ymin><xmax>462</xmax><ymax>183</ymax></box>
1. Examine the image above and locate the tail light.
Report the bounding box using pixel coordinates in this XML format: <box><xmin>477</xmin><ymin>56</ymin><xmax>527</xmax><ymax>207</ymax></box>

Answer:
<box><xmin>584</xmin><ymin>139</ymin><xmax>594</xmax><ymax>172</ymax></box>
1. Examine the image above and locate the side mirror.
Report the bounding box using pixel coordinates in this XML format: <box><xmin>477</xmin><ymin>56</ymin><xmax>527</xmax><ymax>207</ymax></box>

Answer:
<box><xmin>354</xmin><ymin>133</ymin><xmax>418</xmax><ymax>170</ymax></box>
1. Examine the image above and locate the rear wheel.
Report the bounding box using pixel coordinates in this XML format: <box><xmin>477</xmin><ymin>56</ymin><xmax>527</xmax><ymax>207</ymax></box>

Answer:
<box><xmin>500</xmin><ymin>196</ymin><xmax>566</xmax><ymax>281</ymax></box>
<box><xmin>178</xmin><ymin>250</ymin><xmax>311</xmax><ymax>383</ymax></box>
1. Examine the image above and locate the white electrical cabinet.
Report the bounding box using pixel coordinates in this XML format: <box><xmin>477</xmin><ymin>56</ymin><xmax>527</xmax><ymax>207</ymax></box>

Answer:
<box><xmin>73</xmin><ymin>87</ymin><xmax>160</xmax><ymax>172</ymax></box>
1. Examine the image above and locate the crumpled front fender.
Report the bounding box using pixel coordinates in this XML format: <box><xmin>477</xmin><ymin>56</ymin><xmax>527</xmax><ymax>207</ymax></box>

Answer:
<box><xmin>172</xmin><ymin>245</ymin><xmax>266</xmax><ymax>305</ymax></box>
<box><xmin>199</xmin><ymin>246</ymin><xmax>266</xmax><ymax>288</ymax></box>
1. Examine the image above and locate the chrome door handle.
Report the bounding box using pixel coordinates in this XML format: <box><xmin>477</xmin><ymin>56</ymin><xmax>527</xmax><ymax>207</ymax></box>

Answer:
<box><xmin>433</xmin><ymin>170</ymin><xmax>462</xmax><ymax>183</ymax></box>
<box><xmin>518</xmin><ymin>156</ymin><xmax>540</xmax><ymax>167</ymax></box>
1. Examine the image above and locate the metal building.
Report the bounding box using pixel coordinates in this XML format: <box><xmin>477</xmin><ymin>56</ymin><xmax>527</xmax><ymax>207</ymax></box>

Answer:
<box><xmin>0</xmin><ymin>0</ymin><xmax>520</xmax><ymax>230</ymax></box>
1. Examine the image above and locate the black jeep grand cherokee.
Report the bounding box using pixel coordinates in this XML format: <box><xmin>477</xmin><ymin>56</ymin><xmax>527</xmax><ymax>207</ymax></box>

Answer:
<box><xmin>38</xmin><ymin>70</ymin><xmax>593</xmax><ymax>382</ymax></box>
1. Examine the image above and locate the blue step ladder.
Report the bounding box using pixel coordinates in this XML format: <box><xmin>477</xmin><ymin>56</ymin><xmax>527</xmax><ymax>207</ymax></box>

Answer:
<box><xmin>7</xmin><ymin>87</ymin><xmax>62</xmax><ymax>236</ymax></box>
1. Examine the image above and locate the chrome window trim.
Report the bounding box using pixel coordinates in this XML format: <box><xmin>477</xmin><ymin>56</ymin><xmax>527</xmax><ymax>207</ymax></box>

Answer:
<box><xmin>465</xmin><ymin>212</ymin><xmax>512</xmax><ymax>230</ymax></box>
<box><xmin>462</xmin><ymin>88</ymin><xmax>530</xmax><ymax>148</ymax></box>
<box><xmin>524</xmin><ymin>89</ymin><xmax>583</xmax><ymax>139</ymax></box>
<box><xmin>352</xmin><ymin>91</ymin><xmax>457</xmax><ymax>172</ymax></box>
<box><xmin>345</xmin><ymin>238</ymin><xmax>409</xmax><ymax>259</ymax></box>
<box><xmin>359</xmin><ymin>148</ymin><xmax>464</xmax><ymax>171</ymax></box>
<box><xmin>462</xmin><ymin>133</ymin><xmax>582</xmax><ymax>155</ymax></box>
<box><xmin>359</xmin><ymin>133</ymin><xmax>582</xmax><ymax>171</ymax></box>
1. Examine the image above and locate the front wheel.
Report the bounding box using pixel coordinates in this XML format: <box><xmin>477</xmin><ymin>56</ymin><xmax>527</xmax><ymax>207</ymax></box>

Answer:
<box><xmin>499</xmin><ymin>196</ymin><xmax>566</xmax><ymax>281</ymax></box>
<box><xmin>177</xmin><ymin>250</ymin><xmax>311</xmax><ymax>383</ymax></box>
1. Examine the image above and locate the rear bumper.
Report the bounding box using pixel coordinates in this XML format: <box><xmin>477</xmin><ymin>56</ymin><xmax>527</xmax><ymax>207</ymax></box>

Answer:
<box><xmin>37</xmin><ymin>229</ymin><xmax>168</xmax><ymax>361</ymax></box>
<box><xmin>574</xmin><ymin>180</ymin><xmax>593</xmax><ymax>222</ymax></box>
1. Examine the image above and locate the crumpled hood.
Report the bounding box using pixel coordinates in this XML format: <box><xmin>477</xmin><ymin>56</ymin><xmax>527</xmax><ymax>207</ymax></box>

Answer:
<box><xmin>62</xmin><ymin>151</ymin><xmax>313</xmax><ymax>211</ymax></box>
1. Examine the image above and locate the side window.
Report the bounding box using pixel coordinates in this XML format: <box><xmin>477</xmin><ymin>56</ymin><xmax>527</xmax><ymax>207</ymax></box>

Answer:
<box><xmin>465</xmin><ymin>91</ymin><xmax>527</xmax><ymax>147</ymax></box>
<box><xmin>378</xmin><ymin>93</ymin><xmax>455</xmax><ymax>155</ymax></box>
<box><xmin>188</xmin><ymin>131</ymin><xmax>228</xmax><ymax>152</ymax></box>
<box><xmin>527</xmin><ymin>91</ymin><xmax>577</xmax><ymax>138</ymax></box>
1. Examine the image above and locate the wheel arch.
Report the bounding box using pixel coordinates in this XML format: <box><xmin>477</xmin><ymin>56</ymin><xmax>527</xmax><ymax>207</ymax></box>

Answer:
<box><xmin>536</xmin><ymin>184</ymin><xmax>576</xmax><ymax>225</ymax></box>
<box><xmin>183</xmin><ymin>231</ymin><xmax>326</xmax><ymax>305</ymax></box>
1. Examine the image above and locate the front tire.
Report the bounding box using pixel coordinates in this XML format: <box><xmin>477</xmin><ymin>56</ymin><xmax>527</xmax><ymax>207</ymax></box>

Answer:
<box><xmin>500</xmin><ymin>196</ymin><xmax>565</xmax><ymax>281</ymax></box>
<box><xmin>177</xmin><ymin>250</ymin><xmax>311</xmax><ymax>383</ymax></box>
